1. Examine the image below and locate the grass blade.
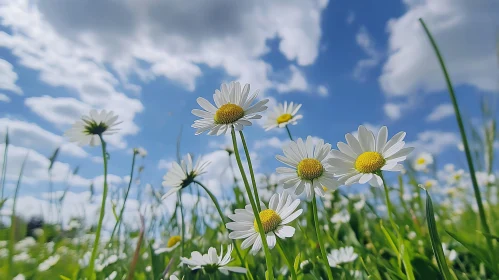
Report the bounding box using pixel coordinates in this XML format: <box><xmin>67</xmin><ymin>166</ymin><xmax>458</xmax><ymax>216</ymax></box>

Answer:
<box><xmin>419</xmin><ymin>18</ymin><xmax>494</xmax><ymax>256</ymax></box>
<box><xmin>7</xmin><ymin>152</ymin><xmax>29</xmax><ymax>279</ymax></box>
<box><xmin>424</xmin><ymin>189</ymin><xmax>455</xmax><ymax>280</ymax></box>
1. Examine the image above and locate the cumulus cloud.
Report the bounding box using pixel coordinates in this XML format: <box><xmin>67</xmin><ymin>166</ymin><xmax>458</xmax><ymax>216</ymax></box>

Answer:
<box><xmin>407</xmin><ymin>130</ymin><xmax>460</xmax><ymax>154</ymax></box>
<box><xmin>317</xmin><ymin>85</ymin><xmax>329</xmax><ymax>97</ymax></box>
<box><xmin>254</xmin><ymin>137</ymin><xmax>289</xmax><ymax>150</ymax></box>
<box><xmin>0</xmin><ymin>144</ymin><xmax>90</xmax><ymax>186</ymax></box>
<box><xmin>379</xmin><ymin>0</ymin><xmax>499</xmax><ymax>96</ymax></box>
<box><xmin>353</xmin><ymin>26</ymin><xmax>381</xmax><ymax>81</ymax></box>
<box><xmin>384</xmin><ymin>103</ymin><xmax>403</xmax><ymax>120</ymax></box>
<box><xmin>25</xmin><ymin>96</ymin><xmax>92</xmax><ymax>126</ymax></box>
<box><xmin>276</xmin><ymin>65</ymin><xmax>309</xmax><ymax>93</ymax></box>
<box><xmin>0</xmin><ymin>93</ymin><xmax>10</xmax><ymax>102</ymax></box>
<box><xmin>427</xmin><ymin>103</ymin><xmax>455</xmax><ymax>122</ymax></box>
<box><xmin>0</xmin><ymin>58</ymin><xmax>22</xmax><ymax>94</ymax></box>
<box><xmin>0</xmin><ymin>118</ymin><xmax>88</xmax><ymax>158</ymax></box>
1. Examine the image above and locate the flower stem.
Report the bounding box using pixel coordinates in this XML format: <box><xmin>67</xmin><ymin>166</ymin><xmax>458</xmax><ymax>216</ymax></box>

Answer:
<box><xmin>178</xmin><ymin>191</ymin><xmax>186</xmax><ymax>275</ymax></box>
<box><xmin>238</xmin><ymin>131</ymin><xmax>261</xmax><ymax>212</ymax></box>
<box><xmin>419</xmin><ymin>18</ymin><xmax>494</xmax><ymax>253</ymax></box>
<box><xmin>194</xmin><ymin>180</ymin><xmax>253</xmax><ymax>280</ymax></box>
<box><xmin>110</xmin><ymin>151</ymin><xmax>137</xmax><ymax>241</ymax></box>
<box><xmin>311</xmin><ymin>192</ymin><xmax>334</xmax><ymax>280</ymax></box>
<box><xmin>88</xmin><ymin>134</ymin><xmax>109</xmax><ymax>279</ymax></box>
<box><xmin>276</xmin><ymin>238</ymin><xmax>297</xmax><ymax>280</ymax></box>
<box><xmin>285</xmin><ymin>125</ymin><xmax>294</xmax><ymax>141</ymax></box>
<box><xmin>231</xmin><ymin>128</ymin><xmax>274</xmax><ymax>280</ymax></box>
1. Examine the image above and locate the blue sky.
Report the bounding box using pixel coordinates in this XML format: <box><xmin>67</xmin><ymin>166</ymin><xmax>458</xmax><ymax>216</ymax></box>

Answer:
<box><xmin>0</xmin><ymin>0</ymin><xmax>497</xmax><ymax>224</ymax></box>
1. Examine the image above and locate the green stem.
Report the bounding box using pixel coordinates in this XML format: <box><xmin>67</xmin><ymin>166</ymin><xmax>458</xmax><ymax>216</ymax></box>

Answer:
<box><xmin>7</xmin><ymin>153</ymin><xmax>28</xmax><ymax>280</ymax></box>
<box><xmin>276</xmin><ymin>238</ymin><xmax>297</xmax><ymax>280</ymax></box>
<box><xmin>311</xmin><ymin>192</ymin><xmax>334</xmax><ymax>280</ymax></box>
<box><xmin>238</xmin><ymin>131</ymin><xmax>261</xmax><ymax>212</ymax></box>
<box><xmin>194</xmin><ymin>180</ymin><xmax>253</xmax><ymax>280</ymax></box>
<box><xmin>419</xmin><ymin>18</ymin><xmax>494</xmax><ymax>252</ymax></box>
<box><xmin>179</xmin><ymin>191</ymin><xmax>186</xmax><ymax>275</ymax></box>
<box><xmin>380</xmin><ymin>173</ymin><xmax>397</xmax><ymax>231</ymax></box>
<box><xmin>88</xmin><ymin>134</ymin><xmax>109</xmax><ymax>279</ymax></box>
<box><xmin>231</xmin><ymin>128</ymin><xmax>274</xmax><ymax>280</ymax></box>
<box><xmin>110</xmin><ymin>151</ymin><xmax>137</xmax><ymax>240</ymax></box>
<box><xmin>285</xmin><ymin>125</ymin><xmax>294</xmax><ymax>141</ymax></box>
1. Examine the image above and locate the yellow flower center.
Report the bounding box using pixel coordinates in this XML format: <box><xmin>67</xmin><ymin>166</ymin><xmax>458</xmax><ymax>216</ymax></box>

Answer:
<box><xmin>297</xmin><ymin>158</ymin><xmax>324</xmax><ymax>180</ymax></box>
<box><xmin>254</xmin><ymin>209</ymin><xmax>282</xmax><ymax>233</ymax></box>
<box><xmin>416</xmin><ymin>158</ymin><xmax>426</xmax><ymax>165</ymax></box>
<box><xmin>167</xmin><ymin>235</ymin><xmax>181</xmax><ymax>248</ymax></box>
<box><xmin>276</xmin><ymin>113</ymin><xmax>293</xmax><ymax>124</ymax></box>
<box><xmin>355</xmin><ymin>152</ymin><xmax>385</xmax><ymax>173</ymax></box>
<box><xmin>214</xmin><ymin>104</ymin><xmax>244</xmax><ymax>124</ymax></box>
<box><xmin>424</xmin><ymin>181</ymin><xmax>434</xmax><ymax>188</ymax></box>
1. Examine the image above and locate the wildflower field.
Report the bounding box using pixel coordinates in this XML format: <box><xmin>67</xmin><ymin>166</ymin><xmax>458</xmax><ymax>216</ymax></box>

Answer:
<box><xmin>1</xmin><ymin>10</ymin><xmax>499</xmax><ymax>280</ymax></box>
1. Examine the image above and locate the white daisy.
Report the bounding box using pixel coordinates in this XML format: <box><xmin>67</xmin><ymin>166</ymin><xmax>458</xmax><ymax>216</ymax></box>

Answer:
<box><xmin>264</xmin><ymin>101</ymin><xmax>303</xmax><ymax>131</ymax></box>
<box><xmin>327</xmin><ymin>246</ymin><xmax>358</xmax><ymax>267</ymax></box>
<box><xmin>330</xmin><ymin>209</ymin><xmax>351</xmax><ymax>224</ymax></box>
<box><xmin>38</xmin><ymin>255</ymin><xmax>60</xmax><ymax>271</ymax></box>
<box><xmin>154</xmin><ymin>235</ymin><xmax>181</xmax><ymax>254</ymax></box>
<box><xmin>192</xmin><ymin>81</ymin><xmax>269</xmax><ymax>135</ymax></box>
<box><xmin>226</xmin><ymin>191</ymin><xmax>302</xmax><ymax>255</ymax></box>
<box><xmin>423</xmin><ymin>179</ymin><xmax>438</xmax><ymax>189</ymax></box>
<box><xmin>161</xmin><ymin>153</ymin><xmax>210</xmax><ymax>199</ymax></box>
<box><xmin>65</xmin><ymin>109</ymin><xmax>120</xmax><ymax>146</ymax></box>
<box><xmin>180</xmin><ymin>244</ymin><xmax>247</xmax><ymax>275</ymax></box>
<box><xmin>276</xmin><ymin>136</ymin><xmax>340</xmax><ymax>200</ymax></box>
<box><xmin>412</xmin><ymin>152</ymin><xmax>433</xmax><ymax>172</ymax></box>
<box><xmin>134</xmin><ymin>147</ymin><xmax>148</xmax><ymax>157</ymax></box>
<box><xmin>328</xmin><ymin>125</ymin><xmax>414</xmax><ymax>188</ymax></box>
<box><xmin>442</xmin><ymin>243</ymin><xmax>457</xmax><ymax>262</ymax></box>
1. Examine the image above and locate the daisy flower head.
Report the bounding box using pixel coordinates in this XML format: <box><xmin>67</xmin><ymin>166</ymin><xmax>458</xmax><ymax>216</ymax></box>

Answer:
<box><xmin>264</xmin><ymin>101</ymin><xmax>303</xmax><ymax>131</ymax></box>
<box><xmin>327</xmin><ymin>246</ymin><xmax>358</xmax><ymax>267</ymax></box>
<box><xmin>154</xmin><ymin>235</ymin><xmax>181</xmax><ymax>254</ymax></box>
<box><xmin>412</xmin><ymin>152</ymin><xmax>433</xmax><ymax>172</ymax></box>
<box><xmin>276</xmin><ymin>136</ymin><xmax>340</xmax><ymax>200</ymax></box>
<box><xmin>180</xmin><ymin>244</ymin><xmax>247</xmax><ymax>275</ymax></box>
<box><xmin>226</xmin><ymin>191</ymin><xmax>302</xmax><ymax>255</ymax></box>
<box><xmin>329</xmin><ymin>125</ymin><xmax>414</xmax><ymax>188</ymax></box>
<box><xmin>65</xmin><ymin>109</ymin><xmax>120</xmax><ymax>146</ymax></box>
<box><xmin>192</xmin><ymin>81</ymin><xmax>269</xmax><ymax>135</ymax></box>
<box><xmin>162</xmin><ymin>153</ymin><xmax>209</xmax><ymax>199</ymax></box>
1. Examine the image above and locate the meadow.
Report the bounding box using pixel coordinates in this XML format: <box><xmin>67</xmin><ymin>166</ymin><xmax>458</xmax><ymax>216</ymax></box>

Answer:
<box><xmin>0</xmin><ymin>19</ymin><xmax>498</xmax><ymax>280</ymax></box>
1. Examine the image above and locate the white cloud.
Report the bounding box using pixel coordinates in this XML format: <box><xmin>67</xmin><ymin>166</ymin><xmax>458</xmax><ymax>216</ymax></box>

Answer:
<box><xmin>0</xmin><ymin>144</ymin><xmax>90</xmax><ymax>186</ymax></box>
<box><xmin>317</xmin><ymin>85</ymin><xmax>329</xmax><ymax>97</ymax></box>
<box><xmin>0</xmin><ymin>118</ymin><xmax>88</xmax><ymax>158</ymax></box>
<box><xmin>276</xmin><ymin>65</ymin><xmax>309</xmax><ymax>93</ymax></box>
<box><xmin>384</xmin><ymin>103</ymin><xmax>402</xmax><ymax>120</ymax></box>
<box><xmin>0</xmin><ymin>58</ymin><xmax>22</xmax><ymax>94</ymax></box>
<box><xmin>0</xmin><ymin>1</ymin><xmax>144</xmax><ymax>149</ymax></box>
<box><xmin>0</xmin><ymin>93</ymin><xmax>10</xmax><ymax>102</ymax></box>
<box><xmin>353</xmin><ymin>26</ymin><xmax>381</xmax><ymax>81</ymax></box>
<box><xmin>379</xmin><ymin>0</ymin><xmax>499</xmax><ymax>96</ymax></box>
<box><xmin>25</xmin><ymin>96</ymin><xmax>92</xmax><ymax>126</ymax></box>
<box><xmin>157</xmin><ymin>159</ymin><xmax>174</xmax><ymax>170</ymax></box>
<box><xmin>427</xmin><ymin>103</ymin><xmax>454</xmax><ymax>122</ymax></box>
<box><xmin>407</xmin><ymin>130</ymin><xmax>460</xmax><ymax>154</ymax></box>
<box><xmin>254</xmin><ymin>137</ymin><xmax>289</xmax><ymax>150</ymax></box>
<box><xmin>0</xmin><ymin>0</ymin><xmax>329</xmax><ymax>99</ymax></box>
